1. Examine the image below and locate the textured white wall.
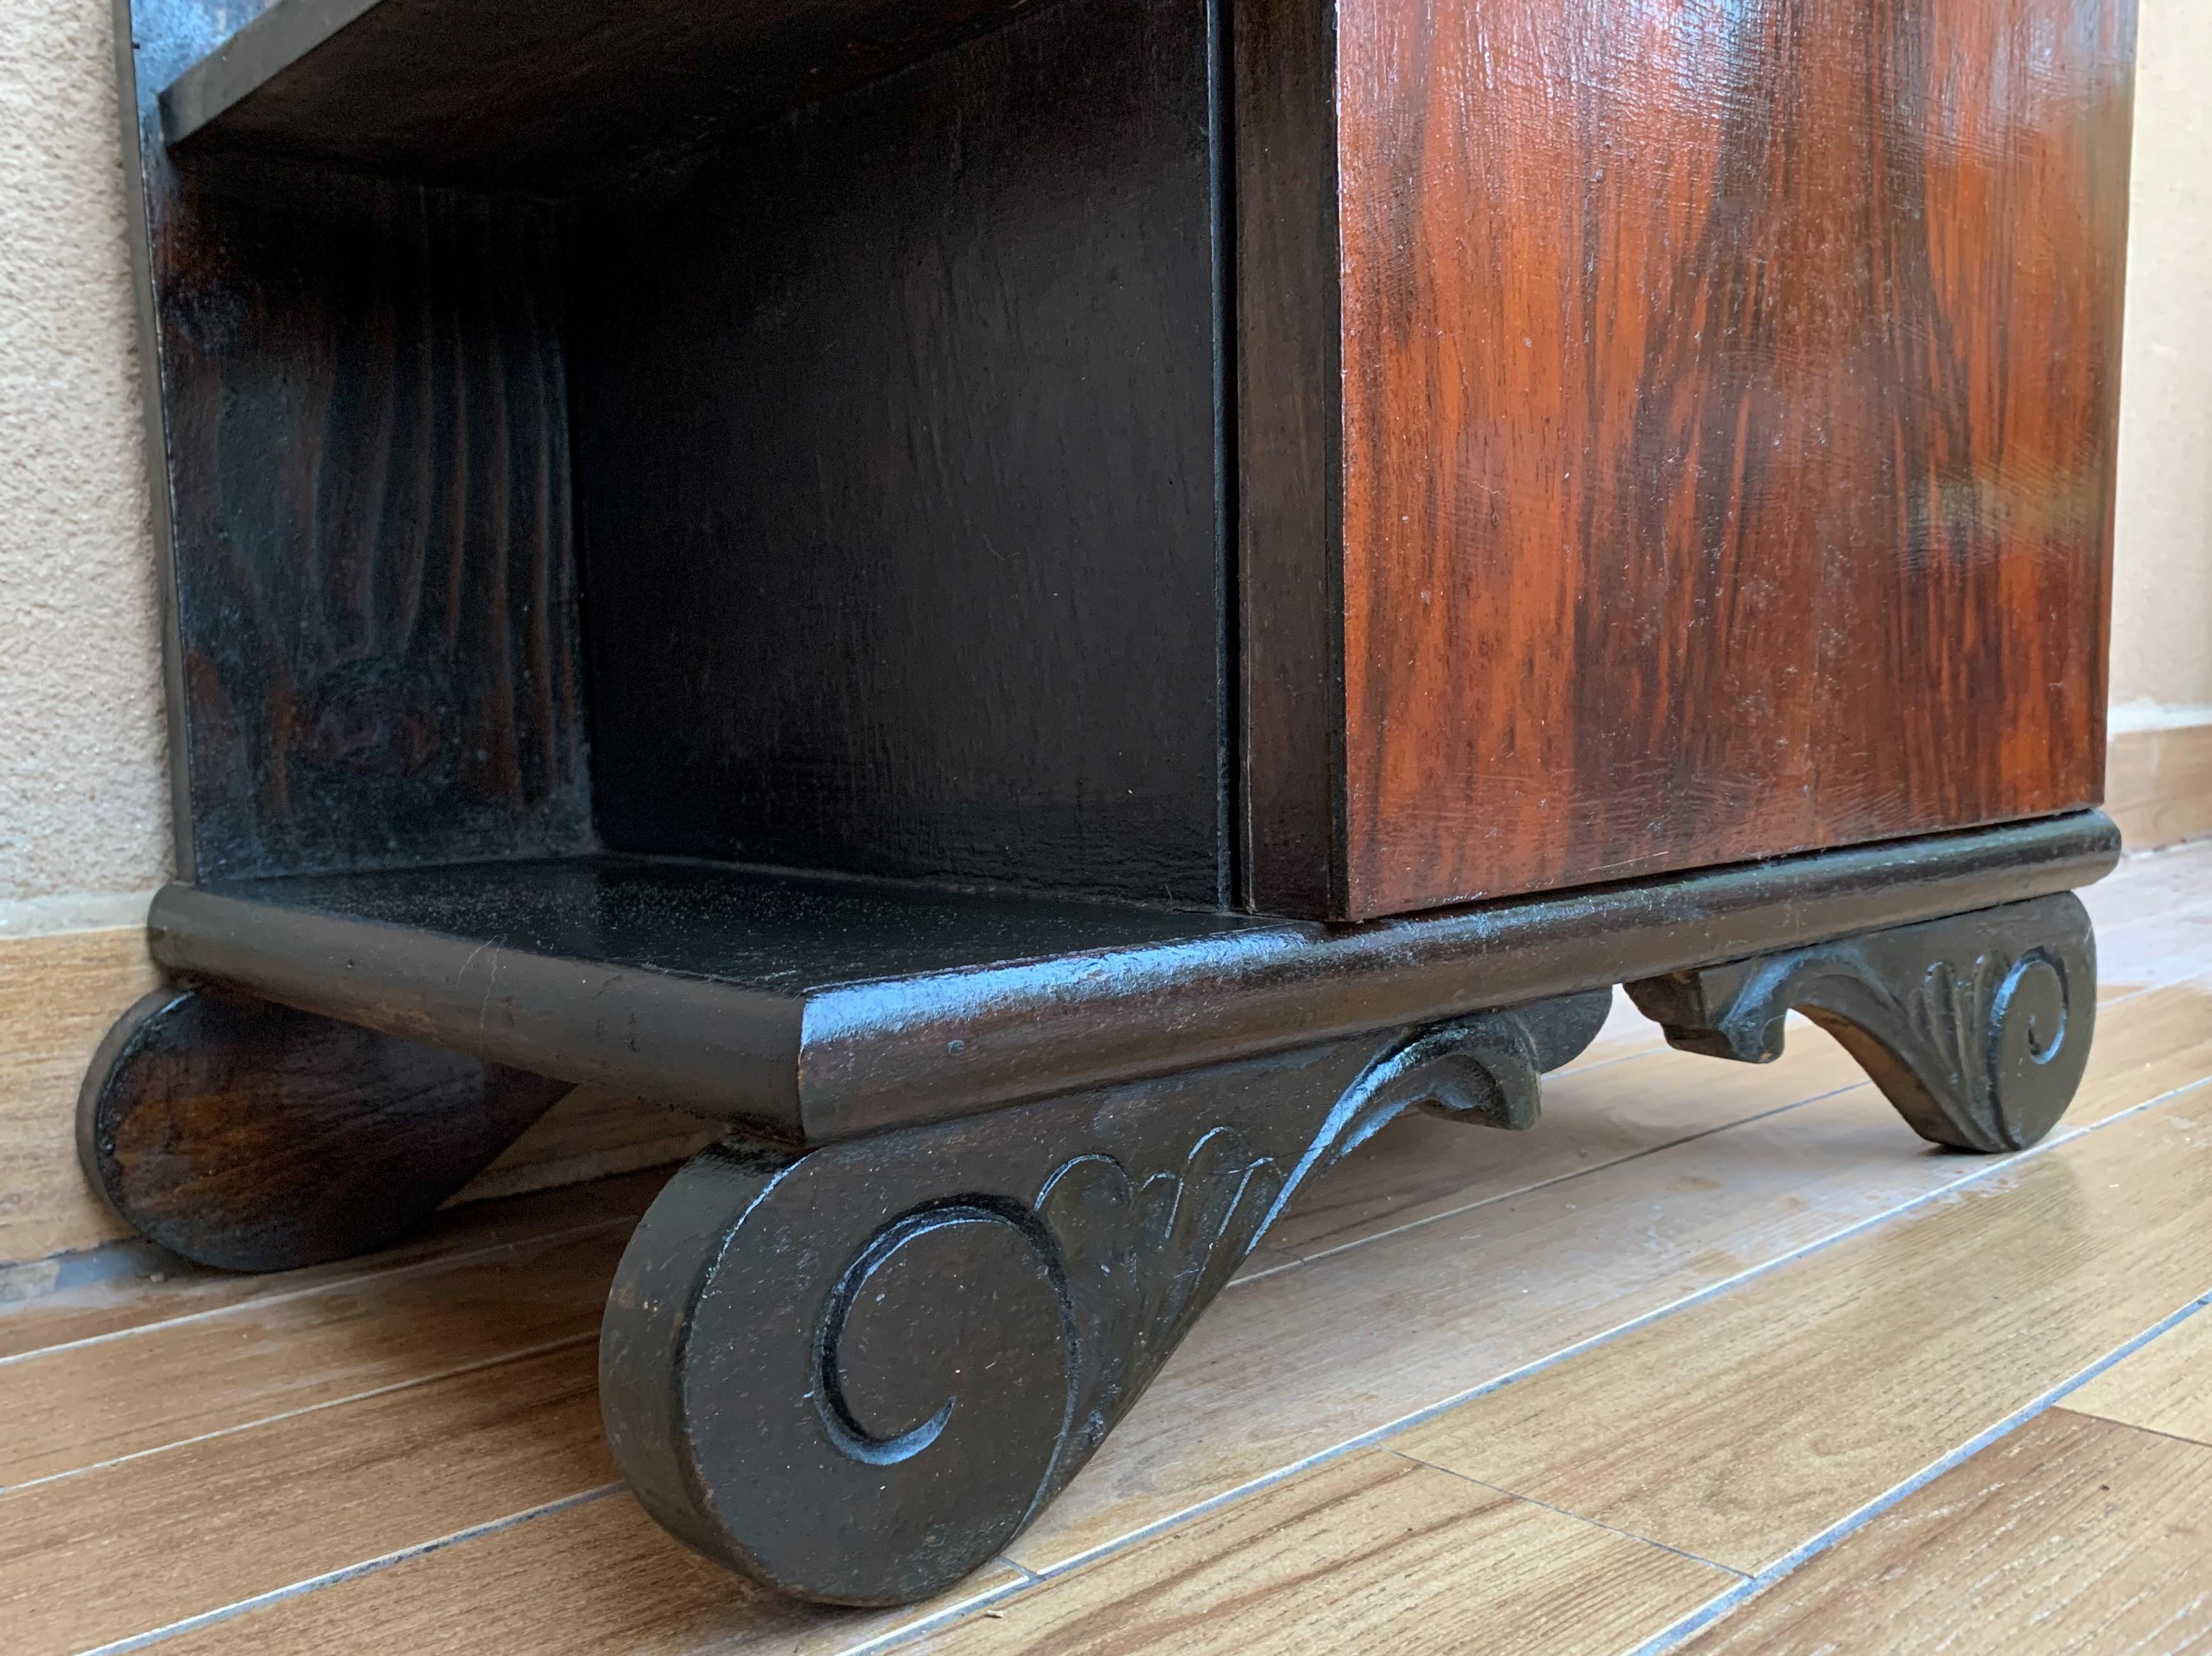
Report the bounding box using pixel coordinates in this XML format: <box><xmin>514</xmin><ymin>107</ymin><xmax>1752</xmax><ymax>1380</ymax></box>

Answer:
<box><xmin>0</xmin><ymin>0</ymin><xmax>2205</xmax><ymax>915</ymax></box>
<box><xmin>0</xmin><ymin>0</ymin><xmax>170</xmax><ymax>908</ymax></box>
<box><xmin>2111</xmin><ymin>0</ymin><xmax>2212</xmax><ymax>715</ymax></box>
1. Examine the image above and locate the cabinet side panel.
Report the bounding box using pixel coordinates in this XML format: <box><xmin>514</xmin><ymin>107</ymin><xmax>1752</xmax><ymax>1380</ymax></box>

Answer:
<box><xmin>1334</xmin><ymin>0</ymin><xmax>2133</xmax><ymax>917</ymax></box>
<box><xmin>144</xmin><ymin>152</ymin><xmax>591</xmax><ymax>879</ymax></box>
<box><xmin>573</xmin><ymin>0</ymin><xmax>1226</xmax><ymax>902</ymax></box>
<box><xmin>1235</xmin><ymin>0</ymin><xmax>1345</xmax><ymax>916</ymax></box>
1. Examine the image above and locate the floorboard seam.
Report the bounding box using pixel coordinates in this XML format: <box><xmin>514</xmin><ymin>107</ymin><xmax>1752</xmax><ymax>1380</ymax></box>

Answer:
<box><xmin>945</xmin><ymin>1071</ymin><xmax>2212</xmax><ymax>1646</ymax></box>
<box><xmin>1</xmin><ymin>1331</ymin><xmax>600</xmax><ymax>1497</ymax></box>
<box><xmin>1550</xmin><ymin>1036</ymin><xmax>1670</xmax><ymax>1081</ymax></box>
<box><xmin>1261</xmin><ymin>1079</ymin><xmax>1873</xmax><ymax>1277</ymax></box>
<box><xmin>1616</xmin><ymin>1292</ymin><xmax>2212</xmax><ymax>1656</ymax></box>
<box><xmin>838</xmin><ymin>1572</ymin><xmax>1042</xmax><ymax>1656</ymax></box>
<box><xmin>0</xmin><ymin>1213</ymin><xmax>640</xmax><ymax>1370</ymax></box>
<box><xmin>72</xmin><ymin>1484</ymin><xmax>624</xmax><ymax>1656</ymax></box>
<box><xmin>1381</xmin><ymin>1450</ymin><xmax>1750</xmax><ymax>1580</ymax></box>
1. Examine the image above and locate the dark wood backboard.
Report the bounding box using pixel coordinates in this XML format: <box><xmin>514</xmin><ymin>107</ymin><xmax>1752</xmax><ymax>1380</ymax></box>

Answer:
<box><xmin>573</xmin><ymin>0</ymin><xmax>1230</xmax><ymax>904</ymax></box>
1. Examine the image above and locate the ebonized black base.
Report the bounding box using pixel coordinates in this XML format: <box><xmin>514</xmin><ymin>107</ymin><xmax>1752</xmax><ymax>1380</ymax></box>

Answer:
<box><xmin>1628</xmin><ymin>891</ymin><xmax>2095</xmax><ymax>1154</ymax></box>
<box><xmin>75</xmin><ymin>832</ymin><xmax>2108</xmax><ymax>1605</ymax></box>
<box><xmin>587</xmin><ymin>890</ymin><xmax>2100</xmax><ymax>1605</ymax></box>
<box><xmin>77</xmin><ymin>984</ymin><xmax>572</xmax><ymax>1272</ymax></box>
<box><xmin>601</xmin><ymin>993</ymin><xmax>1610</xmax><ymax>1605</ymax></box>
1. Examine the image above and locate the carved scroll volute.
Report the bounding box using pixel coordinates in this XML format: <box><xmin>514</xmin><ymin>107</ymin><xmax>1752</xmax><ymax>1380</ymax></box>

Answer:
<box><xmin>602</xmin><ymin>1115</ymin><xmax>1313</xmax><ymax>1606</ymax></box>
<box><xmin>1627</xmin><ymin>893</ymin><xmax>2096</xmax><ymax>1154</ymax></box>
<box><xmin>599</xmin><ymin>992</ymin><xmax>1613</xmax><ymax>1607</ymax></box>
<box><xmin>599</xmin><ymin>1139</ymin><xmax>1079</xmax><ymax>1607</ymax></box>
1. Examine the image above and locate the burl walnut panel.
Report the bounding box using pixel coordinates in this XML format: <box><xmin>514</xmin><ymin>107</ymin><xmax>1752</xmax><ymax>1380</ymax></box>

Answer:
<box><xmin>1329</xmin><ymin>0</ymin><xmax>2133</xmax><ymax>918</ymax></box>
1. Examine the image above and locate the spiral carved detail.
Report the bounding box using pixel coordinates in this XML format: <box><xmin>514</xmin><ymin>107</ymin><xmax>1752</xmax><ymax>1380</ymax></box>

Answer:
<box><xmin>1626</xmin><ymin>891</ymin><xmax>2095</xmax><ymax>1153</ymax></box>
<box><xmin>598</xmin><ymin>991</ymin><xmax>1610</xmax><ymax>1607</ymax></box>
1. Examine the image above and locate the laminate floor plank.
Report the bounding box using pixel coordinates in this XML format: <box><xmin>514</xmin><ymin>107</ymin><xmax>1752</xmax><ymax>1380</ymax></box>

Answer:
<box><xmin>2080</xmin><ymin>841</ymin><xmax>2212</xmax><ymax>930</ymax></box>
<box><xmin>7</xmin><ymin>848</ymin><xmax>2199</xmax><ymax>1653</ymax></box>
<box><xmin>2098</xmin><ymin>907</ymin><xmax>2212</xmax><ymax>996</ymax></box>
<box><xmin>910</xmin><ymin>1453</ymin><xmax>1730</xmax><ymax>1656</ymax></box>
<box><xmin>0</xmin><ymin>1223</ymin><xmax>627</xmax><ymax>1488</ymax></box>
<box><xmin>460</xmin><ymin>1087</ymin><xmax>720</xmax><ymax>1206</ymax></box>
<box><xmin>1678</xmin><ymin>1409</ymin><xmax>2212</xmax><ymax>1655</ymax></box>
<box><xmin>2089</xmin><ymin>850</ymin><xmax>2212</xmax><ymax>993</ymax></box>
<box><xmin>0</xmin><ymin>1343</ymin><xmax>612</xmax><ymax>1656</ymax></box>
<box><xmin>1008</xmin><ymin>978</ymin><xmax>2212</xmax><ymax>1572</ymax></box>
<box><xmin>2060</xmin><ymin>980</ymin><xmax>2212</xmax><ymax>1125</ymax></box>
<box><xmin>0</xmin><ymin>1168</ymin><xmax>667</xmax><ymax>1363</ymax></box>
<box><xmin>1394</xmin><ymin>1084</ymin><xmax>2212</xmax><ymax>1572</ymax></box>
<box><xmin>150</xmin><ymin>1491</ymin><xmax>1022</xmax><ymax>1656</ymax></box>
<box><xmin>1563</xmin><ymin>989</ymin><xmax>1668</xmax><ymax>1067</ymax></box>
<box><xmin>2064</xmin><ymin>1305</ymin><xmax>2212</xmax><ymax>1446</ymax></box>
<box><xmin>1256</xmin><ymin>1029</ymin><xmax>1864</xmax><ymax>1262</ymax></box>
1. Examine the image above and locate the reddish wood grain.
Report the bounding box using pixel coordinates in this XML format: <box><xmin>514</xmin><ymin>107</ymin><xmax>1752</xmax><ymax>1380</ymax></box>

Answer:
<box><xmin>81</xmin><ymin>985</ymin><xmax>572</xmax><ymax>1272</ymax></box>
<box><xmin>1326</xmin><ymin>0</ymin><xmax>2133</xmax><ymax>918</ymax></box>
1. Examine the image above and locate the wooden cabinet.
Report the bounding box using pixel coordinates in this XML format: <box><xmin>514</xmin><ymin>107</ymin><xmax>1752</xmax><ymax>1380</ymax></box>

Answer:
<box><xmin>1244</xmin><ymin>0</ymin><xmax>2132</xmax><ymax>917</ymax></box>
<box><xmin>88</xmin><ymin>0</ymin><xmax>2133</xmax><ymax>1612</ymax></box>
<box><xmin>127</xmin><ymin>0</ymin><xmax>2133</xmax><ymax>925</ymax></box>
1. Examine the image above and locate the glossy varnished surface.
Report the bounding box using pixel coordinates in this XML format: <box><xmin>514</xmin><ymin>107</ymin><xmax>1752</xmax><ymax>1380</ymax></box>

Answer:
<box><xmin>145</xmin><ymin>814</ymin><xmax>2114</xmax><ymax>1140</ymax></box>
<box><xmin>1331</xmin><ymin>0</ymin><xmax>2135</xmax><ymax>917</ymax></box>
<box><xmin>6</xmin><ymin>848</ymin><xmax>2209</xmax><ymax>1653</ymax></box>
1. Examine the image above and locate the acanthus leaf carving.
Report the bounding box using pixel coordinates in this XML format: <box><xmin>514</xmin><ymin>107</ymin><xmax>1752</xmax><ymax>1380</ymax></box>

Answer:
<box><xmin>1627</xmin><ymin>892</ymin><xmax>2093</xmax><ymax>1154</ymax></box>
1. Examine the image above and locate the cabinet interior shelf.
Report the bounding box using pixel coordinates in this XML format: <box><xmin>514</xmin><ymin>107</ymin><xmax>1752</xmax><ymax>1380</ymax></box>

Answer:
<box><xmin>159</xmin><ymin>0</ymin><xmax>1035</xmax><ymax>185</ymax></box>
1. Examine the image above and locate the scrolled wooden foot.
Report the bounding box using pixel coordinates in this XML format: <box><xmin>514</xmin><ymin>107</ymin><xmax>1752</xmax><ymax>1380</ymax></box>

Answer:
<box><xmin>77</xmin><ymin>983</ymin><xmax>574</xmax><ymax>1272</ymax></box>
<box><xmin>599</xmin><ymin>990</ymin><xmax>1608</xmax><ymax>1606</ymax></box>
<box><xmin>1626</xmin><ymin>892</ymin><xmax>2095</xmax><ymax>1153</ymax></box>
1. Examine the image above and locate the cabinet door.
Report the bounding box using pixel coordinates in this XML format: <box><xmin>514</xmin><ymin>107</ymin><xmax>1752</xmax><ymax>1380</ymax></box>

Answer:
<box><xmin>1241</xmin><ymin>0</ymin><xmax>2134</xmax><ymax>920</ymax></box>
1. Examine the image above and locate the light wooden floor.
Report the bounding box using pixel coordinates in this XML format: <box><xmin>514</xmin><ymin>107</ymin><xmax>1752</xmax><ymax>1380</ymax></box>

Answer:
<box><xmin>5</xmin><ymin>840</ymin><xmax>2212</xmax><ymax>1655</ymax></box>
